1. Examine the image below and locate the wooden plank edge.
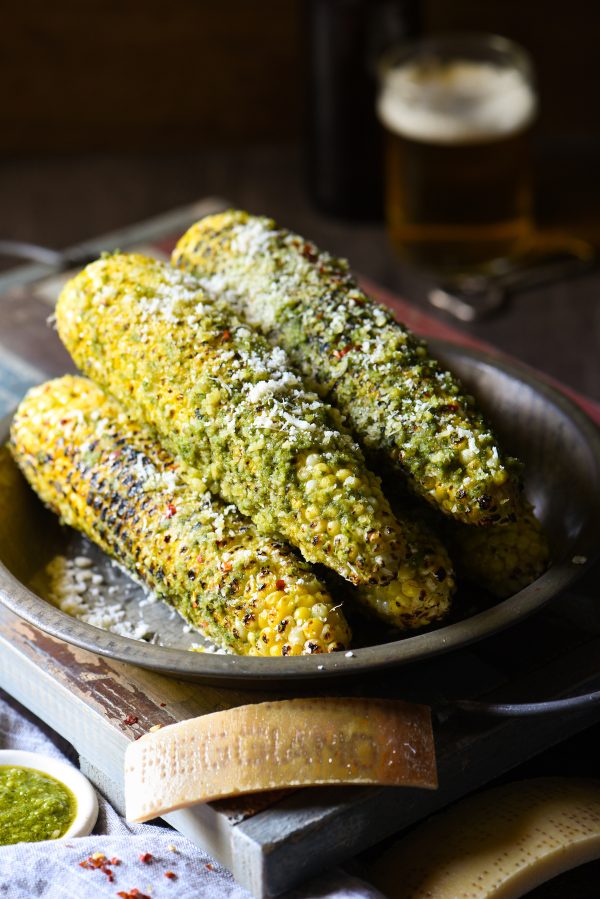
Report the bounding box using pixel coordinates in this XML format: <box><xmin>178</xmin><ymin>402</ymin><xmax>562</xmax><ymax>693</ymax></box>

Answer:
<box><xmin>0</xmin><ymin>627</ymin><xmax>264</xmax><ymax>894</ymax></box>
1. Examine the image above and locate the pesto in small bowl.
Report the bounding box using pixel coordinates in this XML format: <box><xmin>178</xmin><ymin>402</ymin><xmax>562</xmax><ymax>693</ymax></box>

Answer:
<box><xmin>0</xmin><ymin>751</ymin><xmax>98</xmax><ymax>844</ymax></box>
<box><xmin>0</xmin><ymin>765</ymin><xmax>77</xmax><ymax>845</ymax></box>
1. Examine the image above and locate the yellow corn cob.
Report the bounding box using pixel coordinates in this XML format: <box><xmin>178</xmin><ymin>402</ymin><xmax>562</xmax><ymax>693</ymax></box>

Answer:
<box><xmin>174</xmin><ymin>211</ymin><xmax>520</xmax><ymax>525</ymax></box>
<box><xmin>55</xmin><ymin>253</ymin><xmax>405</xmax><ymax>586</ymax></box>
<box><xmin>354</xmin><ymin>517</ymin><xmax>455</xmax><ymax>630</ymax></box>
<box><xmin>445</xmin><ymin>496</ymin><xmax>550</xmax><ymax>598</ymax></box>
<box><xmin>10</xmin><ymin>376</ymin><xmax>351</xmax><ymax>656</ymax></box>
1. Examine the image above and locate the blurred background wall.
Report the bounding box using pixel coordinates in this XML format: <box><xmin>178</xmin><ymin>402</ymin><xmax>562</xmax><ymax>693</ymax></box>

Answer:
<box><xmin>3</xmin><ymin>0</ymin><xmax>599</xmax><ymax>153</ymax></box>
<box><xmin>2</xmin><ymin>0</ymin><xmax>599</xmax><ymax>242</ymax></box>
<box><xmin>2</xmin><ymin>1</ymin><xmax>302</xmax><ymax>152</ymax></box>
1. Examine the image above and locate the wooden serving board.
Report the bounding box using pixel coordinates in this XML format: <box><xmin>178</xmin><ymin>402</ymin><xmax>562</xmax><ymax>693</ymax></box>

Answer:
<box><xmin>1</xmin><ymin>200</ymin><xmax>600</xmax><ymax>896</ymax></box>
<box><xmin>1</xmin><ymin>576</ymin><xmax>600</xmax><ymax>897</ymax></box>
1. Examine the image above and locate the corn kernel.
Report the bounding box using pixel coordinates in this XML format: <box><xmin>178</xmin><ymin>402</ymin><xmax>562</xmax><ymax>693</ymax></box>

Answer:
<box><xmin>304</xmin><ymin>618</ymin><xmax>324</xmax><ymax>639</ymax></box>
<box><xmin>320</xmin><ymin>475</ymin><xmax>337</xmax><ymax>490</ymax></box>
<box><xmin>288</xmin><ymin>626</ymin><xmax>305</xmax><ymax>646</ymax></box>
<box><xmin>294</xmin><ymin>607</ymin><xmax>311</xmax><ymax>623</ymax></box>
<box><xmin>312</xmin><ymin>603</ymin><xmax>330</xmax><ymax>619</ymax></box>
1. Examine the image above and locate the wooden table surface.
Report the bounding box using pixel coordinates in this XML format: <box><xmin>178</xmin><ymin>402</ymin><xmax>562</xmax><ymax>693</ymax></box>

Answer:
<box><xmin>0</xmin><ymin>146</ymin><xmax>599</xmax><ymax>897</ymax></box>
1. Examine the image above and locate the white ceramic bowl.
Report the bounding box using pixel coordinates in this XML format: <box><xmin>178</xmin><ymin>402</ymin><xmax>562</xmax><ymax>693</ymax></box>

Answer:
<box><xmin>0</xmin><ymin>749</ymin><xmax>99</xmax><ymax>840</ymax></box>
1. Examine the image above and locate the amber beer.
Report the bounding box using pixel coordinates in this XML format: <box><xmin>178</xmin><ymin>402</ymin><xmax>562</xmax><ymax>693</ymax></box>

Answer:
<box><xmin>377</xmin><ymin>36</ymin><xmax>537</xmax><ymax>271</ymax></box>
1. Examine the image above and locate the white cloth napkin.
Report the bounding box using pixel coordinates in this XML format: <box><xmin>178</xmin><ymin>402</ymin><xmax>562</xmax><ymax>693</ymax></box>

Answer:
<box><xmin>0</xmin><ymin>689</ymin><xmax>386</xmax><ymax>898</ymax></box>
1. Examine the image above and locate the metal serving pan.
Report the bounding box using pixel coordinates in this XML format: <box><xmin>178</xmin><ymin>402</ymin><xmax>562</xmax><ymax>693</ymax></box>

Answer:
<box><xmin>1</xmin><ymin>341</ymin><xmax>599</xmax><ymax>686</ymax></box>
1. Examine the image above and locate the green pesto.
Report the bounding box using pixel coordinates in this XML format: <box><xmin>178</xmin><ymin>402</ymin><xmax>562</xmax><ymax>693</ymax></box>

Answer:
<box><xmin>10</xmin><ymin>377</ymin><xmax>351</xmax><ymax>655</ymax></box>
<box><xmin>0</xmin><ymin>766</ymin><xmax>76</xmax><ymax>845</ymax></box>
<box><xmin>55</xmin><ymin>254</ymin><xmax>404</xmax><ymax>585</ymax></box>
<box><xmin>174</xmin><ymin>211</ymin><xmax>520</xmax><ymax>525</ymax></box>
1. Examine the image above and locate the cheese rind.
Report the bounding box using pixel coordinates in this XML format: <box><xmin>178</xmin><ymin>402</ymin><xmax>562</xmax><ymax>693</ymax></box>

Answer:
<box><xmin>370</xmin><ymin>777</ymin><xmax>600</xmax><ymax>899</ymax></box>
<box><xmin>124</xmin><ymin>697</ymin><xmax>437</xmax><ymax>822</ymax></box>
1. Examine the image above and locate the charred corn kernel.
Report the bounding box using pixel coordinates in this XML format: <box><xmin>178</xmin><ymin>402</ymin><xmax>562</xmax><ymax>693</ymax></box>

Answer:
<box><xmin>354</xmin><ymin>516</ymin><xmax>455</xmax><ymax>631</ymax></box>
<box><xmin>174</xmin><ymin>211</ymin><xmax>519</xmax><ymax>525</ymax></box>
<box><xmin>10</xmin><ymin>376</ymin><xmax>351</xmax><ymax>656</ymax></box>
<box><xmin>445</xmin><ymin>495</ymin><xmax>550</xmax><ymax>598</ymax></box>
<box><xmin>56</xmin><ymin>253</ymin><xmax>404</xmax><ymax>586</ymax></box>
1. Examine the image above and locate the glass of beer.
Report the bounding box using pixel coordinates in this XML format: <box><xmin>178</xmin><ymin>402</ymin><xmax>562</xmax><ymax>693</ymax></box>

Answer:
<box><xmin>377</xmin><ymin>34</ymin><xmax>537</xmax><ymax>273</ymax></box>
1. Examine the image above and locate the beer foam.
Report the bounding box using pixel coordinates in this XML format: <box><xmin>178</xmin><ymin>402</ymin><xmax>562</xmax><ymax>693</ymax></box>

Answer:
<box><xmin>378</xmin><ymin>60</ymin><xmax>536</xmax><ymax>144</ymax></box>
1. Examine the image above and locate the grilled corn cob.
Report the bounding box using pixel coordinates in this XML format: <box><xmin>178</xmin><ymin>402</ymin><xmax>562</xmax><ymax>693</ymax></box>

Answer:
<box><xmin>445</xmin><ymin>496</ymin><xmax>550</xmax><ymax>598</ymax></box>
<box><xmin>55</xmin><ymin>253</ymin><xmax>405</xmax><ymax>586</ymax></box>
<box><xmin>354</xmin><ymin>516</ymin><xmax>455</xmax><ymax>630</ymax></box>
<box><xmin>10</xmin><ymin>376</ymin><xmax>351</xmax><ymax>656</ymax></box>
<box><xmin>174</xmin><ymin>211</ymin><xmax>519</xmax><ymax>525</ymax></box>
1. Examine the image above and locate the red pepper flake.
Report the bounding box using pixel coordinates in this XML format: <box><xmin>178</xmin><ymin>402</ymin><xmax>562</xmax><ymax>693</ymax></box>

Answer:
<box><xmin>165</xmin><ymin>502</ymin><xmax>177</xmax><ymax>519</ymax></box>
<box><xmin>160</xmin><ymin>702</ymin><xmax>167</xmax><ymax>707</ymax></box>
<box><xmin>139</xmin><ymin>852</ymin><xmax>153</xmax><ymax>864</ymax></box>
<box><xmin>205</xmin><ymin>863</ymin><xmax>214</xmax><ymax>871</ymax></box>
<box><xmin>164</xmin><ymin>870</ymin><xmax>177</xmax><ymax>879</ymax></box>
<box><xmin>275</xmin><ymin>579</ymin><xmax>286</xmax><ymax>591</ymax></box>
<box><xmin>222</xmin><ymin>329</ymin><xmax>231</xmax><ymax>340</ymax></box>
<box><xmin>301</xmin><ymin>242</ymin><xmax>318</xmax><ymax>263</ymax></box>
<box><xmin>79</xmin><ymin>853</ymin><xmax>120</xmax><ymax>882</ymax></box>
<box><xmin>123</xmin><ymin>714</ymin><xmax>139</xmax><ymax>726</ymax></box>
<box><xmin>117</xmin><ymin>891</ymin><xmax>151</xmax><ymax>899</ymax></box>
<box><xmin>333</xmin><ymin>344</ymin><xmax>354</xmax><ymax>360</ymax></box>
<box><xmin>222</xmin><ymin>561</ymin><xmax>233</xmax><ymax>572</ymax></box>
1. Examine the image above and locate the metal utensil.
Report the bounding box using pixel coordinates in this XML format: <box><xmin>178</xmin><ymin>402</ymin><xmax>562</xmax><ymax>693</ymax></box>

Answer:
<box><xmin>428</xmin><ymin>235</ymin><xmax>597</xmax><ymax>322</ymax></box>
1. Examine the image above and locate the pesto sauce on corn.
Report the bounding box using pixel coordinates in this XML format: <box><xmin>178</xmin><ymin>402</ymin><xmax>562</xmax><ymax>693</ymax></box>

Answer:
<box><xmin>174</xmin><ymin>211</ymin><xmax>519</xmax><ymax>524</ymax></box>
<box><xmin>55</xmin><ymin>254</ymin><xmax>403</xmax><ymax>585</ymax></box>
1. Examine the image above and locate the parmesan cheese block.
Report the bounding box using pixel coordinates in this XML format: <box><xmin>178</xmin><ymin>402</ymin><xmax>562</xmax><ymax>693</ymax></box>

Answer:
<box><xmin>370</xmin><ymin>777</ymin><xmax>600</xmax><ymax>898</ymax></box>
<box><xmin>124</xmin><ymin>697</ymin><xmax>437</xmax><ymax>822</ymax></box>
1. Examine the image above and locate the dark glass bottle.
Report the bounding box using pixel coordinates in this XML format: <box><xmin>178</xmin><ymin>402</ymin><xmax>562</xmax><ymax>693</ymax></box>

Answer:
<box><xmin>306</xmin><ymin>0</ymin><xmax>421</xmax><ymax>220</ymax></box>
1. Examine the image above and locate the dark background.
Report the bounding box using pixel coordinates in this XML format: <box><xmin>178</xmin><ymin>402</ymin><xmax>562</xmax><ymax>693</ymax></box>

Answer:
<box><xmin>4</xmin><ymin>1</ymin><xmax>600</xmax><ymax>152</ymax></box>
<box><xmin>3</xmin><ymin>0</ymin><xmax>600</xmax><ymax>243</ymax></box>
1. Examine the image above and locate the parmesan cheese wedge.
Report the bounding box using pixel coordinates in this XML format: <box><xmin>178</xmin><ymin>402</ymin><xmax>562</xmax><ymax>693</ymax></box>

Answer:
<box><xmin>124</xmin><ymin>697</ymin><xmax>437</xmax><ymax>822</ymax></box>
<box><xmin>370</xmin><ymin>777</ymin><xmax>600</xmax><ymax>898</ymax></box>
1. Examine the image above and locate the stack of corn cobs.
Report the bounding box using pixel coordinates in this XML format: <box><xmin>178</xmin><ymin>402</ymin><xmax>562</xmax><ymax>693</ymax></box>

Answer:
<box><xmin>10</xmin><ymin>211</ymin><xmax>550</xmax><ymax>657</ymax></box>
